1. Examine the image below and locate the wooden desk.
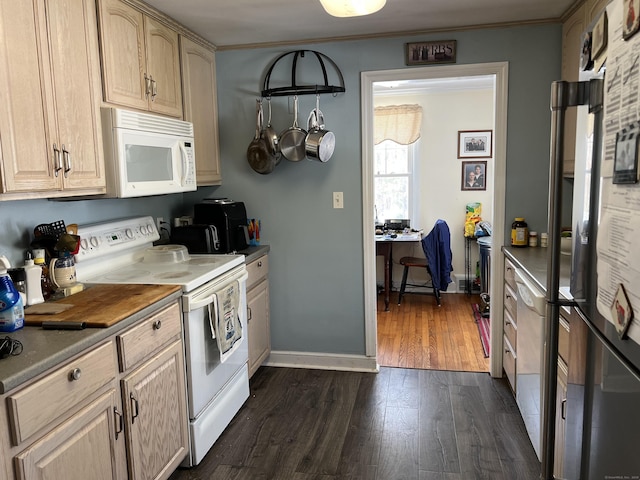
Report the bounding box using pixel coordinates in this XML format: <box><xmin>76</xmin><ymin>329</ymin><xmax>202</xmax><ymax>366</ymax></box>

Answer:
<box><xmin>376</xmin><ymin>232</ymin><xmax>422</xmax><ymax>311</ymax></box>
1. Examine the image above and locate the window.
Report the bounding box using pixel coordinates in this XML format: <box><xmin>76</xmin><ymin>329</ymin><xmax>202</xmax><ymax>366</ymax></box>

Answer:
<box><xmin>374</xmin><ymin>139</ymin><xmax>418</xmax><ymax>224</ymax></box>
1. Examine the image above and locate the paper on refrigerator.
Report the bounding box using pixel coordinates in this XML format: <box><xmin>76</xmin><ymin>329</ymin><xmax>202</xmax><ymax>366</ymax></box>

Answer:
<box><xmin>597</xmin><ymin>0</ymin><xmax>640</xmax><ymax>343</ymax></box>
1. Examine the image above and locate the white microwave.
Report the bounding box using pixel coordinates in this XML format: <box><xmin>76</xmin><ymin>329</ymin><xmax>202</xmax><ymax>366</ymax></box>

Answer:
<box><xmin>101</xmin><ymin>107</ymin><xmax>196</xmax><ymax>198</ymax></box>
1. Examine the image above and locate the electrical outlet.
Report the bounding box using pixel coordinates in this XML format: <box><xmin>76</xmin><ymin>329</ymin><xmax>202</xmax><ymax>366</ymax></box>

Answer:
<box><xmin>333</xmin><ymin>192</ymin><xmax>344</xmax><ymax>209</ymax></box>
<box><xmin>156</xmin><ymin>217</ymin><xmax>164</xmax><ymax>231</ymax></box>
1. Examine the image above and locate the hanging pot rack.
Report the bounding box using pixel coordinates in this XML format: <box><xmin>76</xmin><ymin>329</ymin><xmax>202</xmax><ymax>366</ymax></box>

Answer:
<box><xmin>261</xmin><ymin>50</ymin><xmax>346</xmax><ymax>98</ymax></box>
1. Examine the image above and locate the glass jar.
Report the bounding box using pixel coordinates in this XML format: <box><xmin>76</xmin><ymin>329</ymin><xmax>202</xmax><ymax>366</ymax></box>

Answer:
<box><xmin>529</xmin><ymin>231</ymin><xmax>538</xmax><ymax>247</ymax></box>
<box><xmin>511</xmin><ymin>217</ymin><xmax>529</xmax><ymax>247</ymax></box>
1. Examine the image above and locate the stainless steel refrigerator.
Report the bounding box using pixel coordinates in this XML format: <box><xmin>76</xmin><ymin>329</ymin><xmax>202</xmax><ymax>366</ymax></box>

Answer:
<box><xmin>544</xmin><ymin>0</ymin><xmax>640</xmax><ymax>479</ymax></box>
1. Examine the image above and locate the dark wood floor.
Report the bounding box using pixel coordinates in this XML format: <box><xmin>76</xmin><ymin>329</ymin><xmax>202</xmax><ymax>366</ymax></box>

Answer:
<box><xmin>169</xmin><ymin>366</ymin><xmax>540</xmax><ymax>480</ymax></box>
<box><xmin>377</xmin><ymin>292</ymin><xmax>489</xmax><ymax>372</ymax></box>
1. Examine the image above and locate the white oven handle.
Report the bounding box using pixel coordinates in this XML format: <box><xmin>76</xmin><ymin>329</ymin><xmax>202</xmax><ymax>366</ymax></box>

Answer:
<box><xmin>182</xmin><ymin>268</ymin><xmax>248</xmax><ymax>313</ymax></box>
<box><xmin>187</xmin><ymin>294</ymin><xmax>215</xmax><ymax>311</ymax></box>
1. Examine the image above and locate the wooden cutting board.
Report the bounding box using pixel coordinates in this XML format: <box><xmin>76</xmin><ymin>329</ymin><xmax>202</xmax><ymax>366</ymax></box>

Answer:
<box><xmin>24</xmin><ymin>284</ymin><xmax>182</xmax><ymax>328</ymax></box>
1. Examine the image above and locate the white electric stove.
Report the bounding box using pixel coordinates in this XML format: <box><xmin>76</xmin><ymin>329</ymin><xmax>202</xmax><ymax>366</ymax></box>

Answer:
<box><xmin>75</xmin><ymin>216</ymin><xmax>249</xmax><ymax>467</ymax></box>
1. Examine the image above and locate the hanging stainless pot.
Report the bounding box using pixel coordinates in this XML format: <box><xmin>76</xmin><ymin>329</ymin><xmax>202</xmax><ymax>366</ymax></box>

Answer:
<box><xmin>264</xmin><ymin>97</ymin><xmax>281</xmax><ymax>164</ymax></box>
<box><xmin>279</xmin><ymin>95</ymin><xmax>307</xmax><ymax>162</ymax></box>
<box><xmin>305</xmin><ymin>104</ymin><xmax>335</xmax><ymax>163</ymax></box>
<box><xmin>247</xmin><ymin>99</ymin><xmax>276</xmax><ymax>174</ymax></box>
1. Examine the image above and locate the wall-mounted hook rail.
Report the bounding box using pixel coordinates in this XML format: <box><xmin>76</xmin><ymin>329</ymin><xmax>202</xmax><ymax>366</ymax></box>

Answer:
<box><xmin>261</xmin><ymin>50</ymin><xmax>345</xmax><ymax>97</ymax></box>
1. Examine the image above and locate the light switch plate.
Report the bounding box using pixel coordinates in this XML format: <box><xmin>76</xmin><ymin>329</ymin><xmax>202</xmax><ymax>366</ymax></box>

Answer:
<box><xmin>333</xmin><ymin>192</ymin><xmax>343</xmax><ymax>209</ymax></box>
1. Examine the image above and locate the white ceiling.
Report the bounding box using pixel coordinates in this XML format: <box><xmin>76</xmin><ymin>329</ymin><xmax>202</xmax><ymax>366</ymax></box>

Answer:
<box><xmin>144</xmin><ymin>0</ymin><xmax>578</xmax><ymax>49</ymax></box>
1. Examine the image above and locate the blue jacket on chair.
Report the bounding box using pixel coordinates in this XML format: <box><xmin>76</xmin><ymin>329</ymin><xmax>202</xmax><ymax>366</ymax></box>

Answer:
<box><xmin>422</xmin><ymin>219</ymin><xmax>453</xmax><ymax>291</ymax></box>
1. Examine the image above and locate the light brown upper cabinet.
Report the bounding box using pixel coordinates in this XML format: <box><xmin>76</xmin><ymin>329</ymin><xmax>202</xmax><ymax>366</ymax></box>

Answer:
<box><xmin>97</xmin><ymin>0</ymin><xmax>183</xmax><ymax>118</ymax></box>
<box><xmin>181</xmin><ymin>37</ymin><xmax>222</xmax><ymax>185</ymax></box>
<box><xmin>0</xmin><ymin>0</ymin><xmax>106</xmax><ymax>198</ymax></box>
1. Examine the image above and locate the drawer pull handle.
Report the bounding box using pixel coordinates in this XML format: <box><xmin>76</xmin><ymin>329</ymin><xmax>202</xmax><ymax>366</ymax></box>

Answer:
<box><xmin>69</xmin><ymin>368</ymin><xmax>82</xmax><ymax>381</ymax></box>
<box><xmin>114</xmin><ymin>407</ymin><xmax>123</xmax><ymax>440</ymax></box>
<box><xmin>257</xmin><ymin>261</ymin><xmax>263</xmax><ymax>267</ymax></box>
<box><xmin>130</xmin><ymin>393</ymin><xmax>139</xmax><ymax>423</ymax></box>
<box><xmin>153</xmin><ymin>320</ymin><xmax>162</xmax><ymax>330</ymax></box>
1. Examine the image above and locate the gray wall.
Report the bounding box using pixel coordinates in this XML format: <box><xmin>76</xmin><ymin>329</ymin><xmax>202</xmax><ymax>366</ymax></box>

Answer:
<box><xmin>193</xmin><ymin>23</ymin><xmax>562</xmax><ymax>355</ymax></box>
<box><xmin>0</xmin><ymin>23</ymin><xmax>561</xmax><ymax>357</ymax></box>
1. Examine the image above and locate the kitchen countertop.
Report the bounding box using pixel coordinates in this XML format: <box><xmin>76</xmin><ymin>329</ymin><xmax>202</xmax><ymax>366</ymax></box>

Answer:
<box><xmin>502</xmin><ymin>246</ymin><xmax>572</xmax><ymax>294</ymax></box>
<box><xmin>239</xmin><ymin>244</ymin><xmax>270</xmax><ymax>263</ymax></box>
<box><xmin>0</xmin><ymin>286</ymin><xmax>182</xmax><ymax>394</ymax></box>
<box><xmin>0</xmin><ymin>247</ymin><xmax>270</xmax><ymax>395</ymax></box>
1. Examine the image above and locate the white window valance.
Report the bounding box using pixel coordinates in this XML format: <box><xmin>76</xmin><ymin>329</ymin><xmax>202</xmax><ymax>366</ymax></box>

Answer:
<box><xmin>374</xmin><ymin>104</ymin><xmax>423</xmax><ymax>145</ymax></box>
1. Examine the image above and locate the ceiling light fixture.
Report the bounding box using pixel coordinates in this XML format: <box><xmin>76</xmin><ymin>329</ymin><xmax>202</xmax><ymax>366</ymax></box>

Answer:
<box><xmin>319</xmin><ymin>0</ymin><xmax>386</xmax><ymax>17</ymax></box>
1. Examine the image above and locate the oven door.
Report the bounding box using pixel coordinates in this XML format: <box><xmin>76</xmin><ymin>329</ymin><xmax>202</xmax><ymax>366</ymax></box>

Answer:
<box><xmin>182</xmin><ymin>264</ymin><xmax>248</xmax><ymax>419</ymax></box>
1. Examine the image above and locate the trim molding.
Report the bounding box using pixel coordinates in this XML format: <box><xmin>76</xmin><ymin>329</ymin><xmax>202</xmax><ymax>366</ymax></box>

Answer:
<box><xmin>265</xmin><ymin>351</ymin><xmax>380</xmax><ymax>373</ymax></box>
<box><xmin>361</xmin><ymin>62</ymin><xmax>509</xmax><ymax>379</ymax></box>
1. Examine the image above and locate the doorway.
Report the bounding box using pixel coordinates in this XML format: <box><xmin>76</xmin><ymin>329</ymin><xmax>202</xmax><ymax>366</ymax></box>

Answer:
<box><xmin>361</xmin><ymin>63</ymin><xmax>508</xmax><ymax>378</ymax></box>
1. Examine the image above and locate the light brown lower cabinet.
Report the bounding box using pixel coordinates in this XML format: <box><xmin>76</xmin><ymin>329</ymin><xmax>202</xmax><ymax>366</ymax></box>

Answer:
<box><xmin>121</xmin><ymin>341</ymin><xmax>187</xmax><ymax>480</ymax></box>
<box><xmin>14</xmin><ymin>389</ymin><xmax>126</xmax><ymax>480</ymax></box>
<box><xmin>0</xmin><ymin>300</ymin><xmax>188</xmax><ymax>480</ymax></box>
<box><xmin>246</xmin><ymin>254</ymin><xmax>271</xmax><ymax>378</ymax></box>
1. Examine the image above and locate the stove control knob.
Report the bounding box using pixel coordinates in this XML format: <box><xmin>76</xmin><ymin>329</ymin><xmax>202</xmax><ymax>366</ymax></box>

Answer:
<box><xmin>147</xmin><ymin>223</ymin><xmax>154</xmax><ymax>234</ymax></box>
<box><xmin>80</xmin><ymin>238</ymin><xmax>88</xmax><ymax>250</ymax></box>
<box><xmin>125</xmin><ymin>228</ymin><xmax>134</xmax><ymax>239</ymax></box>
<box><xmin>90</xmin><ymin>236</ymin><xmax>99</xmax><ymax>248</ymax></box>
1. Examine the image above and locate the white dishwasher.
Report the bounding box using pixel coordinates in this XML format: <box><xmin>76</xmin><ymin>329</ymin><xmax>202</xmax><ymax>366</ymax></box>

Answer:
<box><xmin>514</xmin><ymin>268</ymin><xmax>546</xmax><ymax>461</ymax></box>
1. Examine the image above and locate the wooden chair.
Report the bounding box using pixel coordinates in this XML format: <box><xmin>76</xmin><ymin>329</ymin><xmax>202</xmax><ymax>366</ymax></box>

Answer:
<box><xmin>397</xmin><ymin>255</ymin><xmax>442</xmax><ymax>306</ymax></box>
<box><xmin>397</xmin><ymin>219</ymin><xmax>452</xmax><ymax>307</ymax></box>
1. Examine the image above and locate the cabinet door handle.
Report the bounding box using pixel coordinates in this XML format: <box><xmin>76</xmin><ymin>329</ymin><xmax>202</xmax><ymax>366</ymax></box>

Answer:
<box><xmin>53</xmin><ymin>143</ymin><xmax>62</xmax><ymax>177</ymax></box>
<box><xmin>151</xmin><ymin>78</ymin><xmax>157</xmax><ymax>101</ymax></box>
<box><xmin>561</xmin><ymin>398</ymin><xmax>567</xmax><ymax>420</ymax></box>
<box><xmin>247</xmin><ymin>306</ymin><xmax>252</xmax><ymax>321</ymax></box>
<box><xmin>144</xmin><ymin>73</ymin><xmax>151</xmax><ymax>98</ymax></box>
<box><xmin>114</xmin><ymin>407</ymin><xmax>123</xmax><ymax>440</ymax></box>
<box><xmin>130</xmin><ymin>392</ymin><xmax>139</xmax><ymax>423</ymax></box>
<box><xmin>69</xmin><ymin>367</ymin><xmax>82</xmax><ymax>381</ymax></box>
<box><xmin>62</xmin><ymin>145</ymin><xmax>71</xmax><ymax>178</ymax></box>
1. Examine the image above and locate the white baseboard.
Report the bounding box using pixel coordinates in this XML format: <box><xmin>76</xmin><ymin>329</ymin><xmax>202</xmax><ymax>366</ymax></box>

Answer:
<box><xmin>264</xmin><ymin>351</ymin><xmax>379</xmax><ymax>372</ymax></box>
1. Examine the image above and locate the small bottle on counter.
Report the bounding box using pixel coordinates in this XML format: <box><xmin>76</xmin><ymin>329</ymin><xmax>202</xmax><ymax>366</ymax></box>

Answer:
<box><xmin>24</xmin><ymin>253</ymin><xmax>45</xmax><ymax>306</ymax></box>
<box><xmin>529</xmin><ymin>231</ymin><xmax>538</xmax><ymax>247</ymax></box>
<box><xmin>33</xmin><ymin>248</ymin><xmax>53</xmax><ymax>300</ymax></box>
<box><xmin>540</xmin><ymin>233</ymin><xmax>549</xmax><ymax>248</ymax></box>
<box><xmin>511</xmin><ymin>217</ymin><xmax>529</xmax><ymax>248</ymax></box>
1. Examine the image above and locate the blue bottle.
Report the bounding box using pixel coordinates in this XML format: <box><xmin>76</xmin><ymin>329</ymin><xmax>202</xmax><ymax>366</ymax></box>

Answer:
<box><xmin>0</xmin><ymin>271</ymin><xmax>25</xmax><ymax>332</ymax></box>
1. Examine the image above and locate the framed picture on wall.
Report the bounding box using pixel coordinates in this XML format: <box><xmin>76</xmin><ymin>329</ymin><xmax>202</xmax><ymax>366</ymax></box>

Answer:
<box><xmin>458</xmin><ymin>130</ymin><xmax>493</xmax><ymax>158</ymax></box>
<box><xmin>461</xmin><ymin>161</ymin><xmax>487</xmax><ymax>191</ymax></box>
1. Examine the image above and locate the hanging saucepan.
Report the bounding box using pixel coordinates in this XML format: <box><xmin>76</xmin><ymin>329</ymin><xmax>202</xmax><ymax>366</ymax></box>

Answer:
<box><xmin>247</xmin><ymin>99</ymin><xmax>276</xmax><ymax>174</ymax></box>
<box><xmin>279</xmin><ymin>95</ymin><xmax>307</xmax><ymax>162</ymax></box>
<box><xmin>305</xmin><ymin>96</ymin><xmax>335</xmax><ymax>163</ymax></box>
<box><xmin>264</xmin><ymin>97</ymin><xmax>281</xmax><ymax>164</ymax></box>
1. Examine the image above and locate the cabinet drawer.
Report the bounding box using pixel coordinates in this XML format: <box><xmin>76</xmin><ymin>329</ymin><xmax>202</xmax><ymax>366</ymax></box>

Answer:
<box><xmin>503</xmin><ymin>335</ymin><xmax>516</xmax><ymax>393</ymax></box>
<box><xmin>504</xmin><ymin>283</ymin><xmax>517</xmax><ymax>317</ymax></box>
<box><xmin>247</xmin><ymin>255</ymin><xmax>269</xmax><ymax>291</ymax></box>
<box><xmin>118</xmin><ymin>302</ymin><xmax>181</xmax><ymax>372</ymax></box>
<box><xmin>504</xmin><ymin>307</ymin><xmax>517</xmax><ymax>350</ymax></box>
<box><xmin>8</xmin><ymin>341</ymin><xmax>116</xmax><ymax>445</ymax></box>
<box><xmin>504</xmin><ymin>258</ymin><xmax>517</xmax><ymax>290</ymax></box>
